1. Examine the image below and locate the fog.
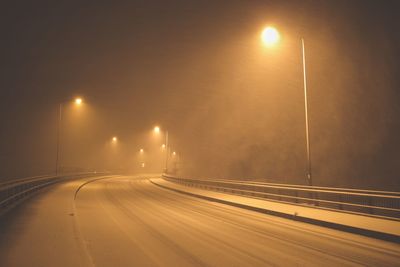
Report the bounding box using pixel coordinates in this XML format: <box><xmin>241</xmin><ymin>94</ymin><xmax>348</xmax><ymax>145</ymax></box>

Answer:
<box><xmin>0</xmin><ymin>1</ymin><xmax>399</xmax><ymax>190</ymax></box>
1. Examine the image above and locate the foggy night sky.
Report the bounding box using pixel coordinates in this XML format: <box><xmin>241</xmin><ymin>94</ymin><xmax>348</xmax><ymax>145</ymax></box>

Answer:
<box><xmin>0</xmin><ymin>0</ymin><xmax>399</xmax><ymax>190</ymax></box>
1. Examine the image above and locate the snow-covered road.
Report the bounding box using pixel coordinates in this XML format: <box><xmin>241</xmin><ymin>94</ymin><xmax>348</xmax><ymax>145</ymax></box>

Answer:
<box><xmin>0</xmin><ymin>175</ymin><xmax>399</xmax><ymax>266</ymax></box>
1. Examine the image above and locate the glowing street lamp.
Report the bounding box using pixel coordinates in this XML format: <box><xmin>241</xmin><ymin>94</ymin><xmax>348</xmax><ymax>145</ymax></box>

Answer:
<box><xmin>75</xmin><ymin>98</ymin><xmax>83</xmax><ymax>105</ymax></box>
<box><xmin>152</xmin><ymin>126</ymin><xmax>170</xmax><ymax>173</ymax></box>
<box><xmin>56</xmin><ymin>96</ymin><xmax>84</xmax><ymax>176</ymax></box>
<box><xmin>261</xmin><ymin>26</ymin><xmax>280</xmax><ymax>46</ymax></box>
<box><xmin>112</xmin><ymin>136</ymin><xmax>118</xmax><ymax>142</ymax></box>
<box><xmin>261</xmin><ymin>26</ymin><xmax>312</xmax><ymax>186</ymax></box>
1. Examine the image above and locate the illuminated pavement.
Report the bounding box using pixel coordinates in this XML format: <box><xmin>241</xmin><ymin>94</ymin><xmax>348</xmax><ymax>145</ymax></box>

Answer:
<box><xmin>0</xmin><ymin>175</ymin><xmax>399</xmax><ymax>266</ymax></box>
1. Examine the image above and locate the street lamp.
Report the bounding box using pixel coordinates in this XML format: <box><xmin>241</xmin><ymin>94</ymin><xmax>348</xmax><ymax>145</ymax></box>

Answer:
<box><xmin>153</xmin><ymin>126</ymin><xmax>169</xmax><ymax>173</ymax></box>
<box><xmin>56</xmin><ymin>97</ymin><xmax>83</xmax><ymax>176</ymax></box>
<box><xmin>261</xmin><ymin>26</ymin><xmax>280</xmax><ymax>46</ymax></box>
<box><xmin>138</xmin><ymin>149</ymin><xmax>145</xmax><ymax>170</ymax></box>
<box><xmin>261</xmin><ymin>26</ymin><xmax>312</xmax><ymax>186</ymax></box>
<box><xmin>75</xmin><ymin>98</ymin><xmax>82</xmax><ymax>105</ymax></box>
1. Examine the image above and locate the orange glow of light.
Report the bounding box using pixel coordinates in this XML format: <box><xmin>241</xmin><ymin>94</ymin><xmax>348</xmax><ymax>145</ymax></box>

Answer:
<box><xmin>141</xmin><ymin>162</ymin><xmax>145</xmax><ymax>168</ymax></box>
<box><xmin>161</xmin><ymin>144</ymin><xmax>166</xmax><ymax>149</ymax></box>
<box><xmin>112</xmin><ymin>136</ymin><xmax>117</xmax><ymax>142</ymax></box>
<box><xmin>261</xmin><ymin>26</ymin><xmax>280</xmax><ymax>46</ymax></box>
<box><xmin>154</xmin><ymin>126</ymin><xmax>160</xmax><ymax>134</ymax></box>
<box><xmin>75</xmin><ymin>98</ymin><xmax>83</xmax><ymax>105</ymax></box>
<box><xmin>140</xmin><ymin>148</ymin><xmax>144</xmax><ymax>153</ymax></box>
<box><xmin>172</xmin><ymin>151</ymin><xmax>176</xmax><ymax>156</ymax></box>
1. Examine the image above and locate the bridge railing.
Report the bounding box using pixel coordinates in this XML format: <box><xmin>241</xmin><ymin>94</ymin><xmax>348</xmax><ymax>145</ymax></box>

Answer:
<box><xmin>0</xmin><ymin>172</ymin><xmax>107</xmax><ymax>213</ymax></box>
<box><xmin>162</xmin><ymin>174</ymin><xmax>400</xmax><ymax>220</ymax></box>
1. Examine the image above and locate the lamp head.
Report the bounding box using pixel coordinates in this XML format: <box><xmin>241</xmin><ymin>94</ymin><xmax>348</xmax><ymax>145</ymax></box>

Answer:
<box><xmin>261</xmin><ymin>26</ymin><xmax>280</xmax><ymax>46</ymax></box>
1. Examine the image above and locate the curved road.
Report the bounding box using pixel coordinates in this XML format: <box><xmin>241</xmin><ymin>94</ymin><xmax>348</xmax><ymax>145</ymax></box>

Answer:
<box><xmin>0</xmin><ymin>175</ymin><xmax>399</xmax><ymax>266</ymax></box>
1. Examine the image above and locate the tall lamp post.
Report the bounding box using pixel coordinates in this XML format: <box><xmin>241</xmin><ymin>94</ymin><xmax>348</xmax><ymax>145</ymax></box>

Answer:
<box><xmin>55</xmin><ymin>97</ymin><xmax>82</xmax><ymax>176</ymax></box>
<box><xmin>154</xmin><ymin>126</ymin><xmax>169</xmax><ymax>173</ymax></box>
<box><xmin>138</xmin><ymin>148</ymin><xmax>145</xmax><ymax>170</ymax></box>
<box><xmin>261</xmin><ymin>27</ymin><xmax>312</xmax><ymax>186</ymax></box>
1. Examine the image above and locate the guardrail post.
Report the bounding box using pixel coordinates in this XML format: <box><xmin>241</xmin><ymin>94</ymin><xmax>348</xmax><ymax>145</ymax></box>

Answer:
<box><xmin>368</xmin><ymin>196</ymin><xmax>374</xmax><ymax>215</ymax></box>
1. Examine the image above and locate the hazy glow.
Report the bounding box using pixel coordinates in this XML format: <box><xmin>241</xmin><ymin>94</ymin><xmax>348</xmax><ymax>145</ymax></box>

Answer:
<box><xmin>154</xmin><ymin>126</ymin><xmax>160</xmax><ymax>134</ymax></box>
<box><xmin>261</xmin><ymin>26</ymin><xmax>280</xmax><ymax>46</ymax></box>
<box><xmin>141</xmin><ymin>162</ymin><xmax>145</xmax><ymax>168</ymax></box>
<box><xmin>140</xmin><ymin>148</ymin><xmax>144</xmax><ymax>153</ymax></box>
<box><xmin>75</xmin><ymin>98</ymin><xmax>83</xmax><ymax>105</ymax></box>
<box><xmin>161</xmin><ymin>144</ymin><xmax>166</xmax><ymax>149</ymax></box>
<box><xmin>112</xmin><ymin>136</ymin><xmax>117</xmax><ymax>142</ymax></box>
<box><xmin>172</xmin><ymin>151</ymin><xmax>176</xmax><ymax>156</ymax></box>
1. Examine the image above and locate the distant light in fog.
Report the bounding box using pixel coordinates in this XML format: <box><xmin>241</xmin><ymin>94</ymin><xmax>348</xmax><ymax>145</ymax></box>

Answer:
<box><xmin>261</xmin><ymin>26</ymin><xmax>280</xmax><ymax>46</ymax></box>
<box><xmin>140</xmin><ymin>148</ymin><xmax>144</xmax><ymax>153</ymax></box>
<box><xmin>161</xmin><ymin>144</ymin><xmax>166</xmax><ymax>149</ymax></box>
<box><xmin>154</xmin><ymin>126</ymin><xmax>160</xmax><ymax>134</ymax></box>
<box><xmin>74</xmin><ymin>98</ymin><xmax>83</xmax><ymax>105</ymax></box>
<box><xmin>141</xmin><ymin>162</ymin><xmax>145</xmax><ymax>168</ymax></box>
<box><xmin>172</xmin><ymin>151</ymin><xmax>176</xmax><ymax>156</ymax></box>
<box><xmin>112</xmin><ymin>136</ymin><xmax>117</xmax><ymax>142</ymax></box>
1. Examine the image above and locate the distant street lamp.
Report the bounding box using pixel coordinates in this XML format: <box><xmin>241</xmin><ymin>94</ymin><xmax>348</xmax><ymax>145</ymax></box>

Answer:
<box><xmin>56</xmin><ymin>97</ymin><xmax>83</xmax><ymax>176</ymax></box>
<box><xmin>112</xmin><ymin>136</ymin><xmax>118</xmax><ymax>143</ymax></box>
<box><xmin>261</xmin><ymin>26</ymin><xmax>312</xmax><ymax>186</ymax></box>
<box><xmin>170</xmin><ymin>151</ymin><xmax>181</xmax><ymax>174</ymax></box>
<box><xmin>153</xmin><ymin>126</ymin><xmax>169</xmax><ymax>173</ymax></box>
<box><xmin>75</xmin><ymin>98</ymin><xmax>82</xmax><ymax>105</ymax></box>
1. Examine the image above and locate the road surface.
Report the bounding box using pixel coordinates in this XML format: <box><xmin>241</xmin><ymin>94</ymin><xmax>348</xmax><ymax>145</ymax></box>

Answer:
<box><xmin>0</xmin><ymin>175</ymin><xmax>399</xmax><ymax>266</ymax></box>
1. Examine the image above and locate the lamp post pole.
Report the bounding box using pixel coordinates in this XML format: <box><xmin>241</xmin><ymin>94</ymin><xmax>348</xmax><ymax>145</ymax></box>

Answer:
<box><xmin>56</xmin><ymin>103</ymin><xmax>62</xmax><ymax>176</ymax></box>
<box><xmin>301</xmin><ymin>38</ymin><xmax>312</xmax><ymax>186</ymax></box>
<box><xmin>165</xmin><ymin>130</ymin><xmax>169</xmax><ymax>173</ymax></box>
<box><xmin>55</xmin><ymin>97</ymin><xmax>82</xmax><ymax>176</ymax></box>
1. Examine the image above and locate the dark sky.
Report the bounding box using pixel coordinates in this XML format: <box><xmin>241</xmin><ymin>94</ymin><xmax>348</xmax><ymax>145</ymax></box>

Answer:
<box><xmin>1</xmin><ymin>0</ymin><xmax>399</xmax><ymax>190</ymax></box>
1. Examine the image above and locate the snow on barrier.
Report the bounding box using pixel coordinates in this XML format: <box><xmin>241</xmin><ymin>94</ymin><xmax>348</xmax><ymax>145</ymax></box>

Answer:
<box><xmin>0</xmin><ymin>172</ymin><xmax>108</xmax><ymax>214</ymax></box>
<box><xmin>162</xmin><ymin>174</ymin><xmax>400</xmax><ymax>220</ymax></box>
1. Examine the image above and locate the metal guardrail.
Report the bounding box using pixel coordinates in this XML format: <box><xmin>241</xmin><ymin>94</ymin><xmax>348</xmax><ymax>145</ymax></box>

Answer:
<box><xmin>0</xmin><ymin>172</ymin><xmax>106</xmax><ymax>213</ymax></box>
<box><xmin>162</xmin><ymin>174</ymin><xmax>400</xmax><ymax>220</ymax></box>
